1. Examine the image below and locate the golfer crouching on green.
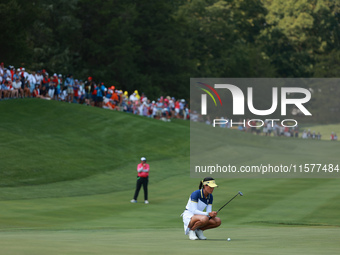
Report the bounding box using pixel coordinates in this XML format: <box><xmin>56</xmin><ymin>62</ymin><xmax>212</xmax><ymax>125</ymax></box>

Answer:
<box><xmin>181</xmin><ymin>177</ymin><xmax>221</xmax><ymax>240</ymax></box>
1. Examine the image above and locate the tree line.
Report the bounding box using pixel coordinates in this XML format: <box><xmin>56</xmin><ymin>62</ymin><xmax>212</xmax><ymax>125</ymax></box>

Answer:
<box><xmin>1</xmin><ymin>0</ymin><xmax>339</xmax><ymax>106</ymax></box>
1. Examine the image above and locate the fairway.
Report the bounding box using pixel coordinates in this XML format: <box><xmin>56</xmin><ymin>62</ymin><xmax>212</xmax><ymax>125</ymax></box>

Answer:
<box><xmin>1</xmin><ymin>99</ymin><xmax>340</xmax><ymax>255</ymax></box>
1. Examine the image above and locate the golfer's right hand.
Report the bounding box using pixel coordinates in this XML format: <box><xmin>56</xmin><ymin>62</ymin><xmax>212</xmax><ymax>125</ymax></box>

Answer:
<box><xmin>209</xmin><ymin>211</ymin><xmax>217</xmax><ymax>218</ymax></box>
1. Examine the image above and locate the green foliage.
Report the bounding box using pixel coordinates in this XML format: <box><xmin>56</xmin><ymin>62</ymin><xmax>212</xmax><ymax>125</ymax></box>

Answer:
<box><xmin>306</xmin><ymin>79</ymin><xmax>340</xmax><ymax>123</ymax></box>
<box><xmin>176</xmin><ymin>0</ymin><xmax>275</xmax><ymax>77</ymax></box>
<box><xmin>0</xmin><ymin>0</ymin><xmax>37</xmax><ymax>65</ymax></box>
<box><xmin>0</xmin><ymin>0</ymin><xmax>339</xmax><ymax>100</ymax></box>
<box><xmin>260</xmin><ymin>0</ymin><xmax>340</xmax><ymax>77</ymax></box>
<box><xmin>27</xmin><ymin>0</ymin><xmax>81</xmax><ymax>73</ymax></box>
<box><xmin>314</xmin><ymin>49</ymin><xmax>340</xmax><ymax>77</ymax></box>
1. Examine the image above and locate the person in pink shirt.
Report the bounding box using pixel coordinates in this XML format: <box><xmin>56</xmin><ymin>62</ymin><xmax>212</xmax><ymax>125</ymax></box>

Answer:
<box><xmin>131</xmin><ymin>157</ymin><xmax>150</xmax><ymax>204</ymax></box>
<box><xmin>175</xmin><ymin>100</ymin><xmax>181</xmax><ymax>118</ymax></box>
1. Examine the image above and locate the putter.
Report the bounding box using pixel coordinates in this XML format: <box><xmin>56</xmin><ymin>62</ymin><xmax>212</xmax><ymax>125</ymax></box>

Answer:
<box><xmin>216</xmin><ymin>191</ymin><xmax>243</xmax><ymax>213</ymax></box>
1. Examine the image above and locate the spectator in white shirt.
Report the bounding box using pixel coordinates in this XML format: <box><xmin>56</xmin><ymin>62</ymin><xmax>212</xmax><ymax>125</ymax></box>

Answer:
<box><xmin>12</xmin><ymin>77</ymin><xmax>22</xmax><ymax>98</ymax></box>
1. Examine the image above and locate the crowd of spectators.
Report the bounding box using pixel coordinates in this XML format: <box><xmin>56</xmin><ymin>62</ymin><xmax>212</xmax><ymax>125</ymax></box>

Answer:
<box><xmin>0</xmin><ymin>62</ymin><xmax>338</xmax><ymax>139</ymax></box>
<box><xmin>301</xmin><ymin>130</ymin><xmax>322</xmax><ymax>140</ymax></box>
<box><xmin>330</xmin><ymin>132</ymin><xmax>338</xmax><ymax>141</ymax></box>
<box><xmin>0</xmin><ymin>63</ymin><xmax>190</xmax><ymax>121</ymax></box>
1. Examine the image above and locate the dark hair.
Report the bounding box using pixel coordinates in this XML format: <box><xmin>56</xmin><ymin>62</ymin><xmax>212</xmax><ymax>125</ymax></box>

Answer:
<box><xmin>199</xmin><ymin>177</ymin><xmax>215</xmax><ymax>189</ymax></box>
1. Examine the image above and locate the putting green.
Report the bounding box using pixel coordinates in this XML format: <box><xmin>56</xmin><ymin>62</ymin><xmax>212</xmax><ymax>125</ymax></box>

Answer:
<box><xmin>0</xmin><ymin>227</ymin><xmax>339</xmax><ymax>255</ymax></box>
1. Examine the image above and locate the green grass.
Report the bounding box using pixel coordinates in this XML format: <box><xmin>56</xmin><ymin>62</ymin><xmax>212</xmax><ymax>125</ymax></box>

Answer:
<box><xmin>1</xmin><ymin>227</ymin><xmax>339</xmax><ymax>255</ymax></box>
<box><xmin>0</xmin><ymin>99</ymin><xmax>189</xmax><ymax>190</ymax></box>
<box><xmin>190</xmin><ymin>121</ymin><xmax>339</xmax><ymax>178</ymax></box>
<box><xmin>0</xmin><ymin>99</ymin><xmax>340</xmax><ymax>255</ymax></box>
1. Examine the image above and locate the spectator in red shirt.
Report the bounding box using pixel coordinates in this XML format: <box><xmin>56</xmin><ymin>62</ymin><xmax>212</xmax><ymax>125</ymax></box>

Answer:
<box><xmin>131</xmin><ymin>157</ymin><xmax>150</xmax><ymax>204</ymax></box>
<box><xmin>41</xmin><ymin>73</ymin><xmax>50</xmax><ymax>97</ymax></box>
<box><xmin>51</xmin><ymin>74</ymin><xmax>59</xmax><ymax>100</ymax></box>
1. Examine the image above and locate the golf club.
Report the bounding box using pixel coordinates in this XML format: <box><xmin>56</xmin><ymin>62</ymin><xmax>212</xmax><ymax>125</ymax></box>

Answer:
<box><xmin>216</xmin><ymin>191</ymin><xmax>243</xmax><ymax>213</ymax></box>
